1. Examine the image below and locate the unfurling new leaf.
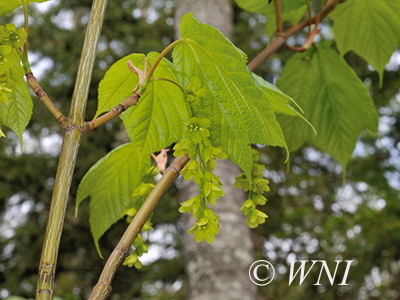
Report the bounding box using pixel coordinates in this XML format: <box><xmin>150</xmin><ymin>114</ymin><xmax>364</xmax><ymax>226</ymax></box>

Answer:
<box><xmin>97</xmin><ymin>52</ymin><xmax>190</xmax><ymax>160</ymax></box>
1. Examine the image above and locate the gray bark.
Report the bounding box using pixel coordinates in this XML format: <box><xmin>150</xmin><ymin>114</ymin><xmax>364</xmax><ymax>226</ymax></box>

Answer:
<box><xmin>181</xmin><ymin>160</ymin><xmax>257</xmax><ymax>300</ymax></box>
<box><xmin>174</xmin><ymin>0</ymin><xmax>234</xmax><ymax>41</ymax></box>
<box><xmin>174</xmin><ymin>1</ymin><xmax>257</xmax><ymax>299</ymax></box>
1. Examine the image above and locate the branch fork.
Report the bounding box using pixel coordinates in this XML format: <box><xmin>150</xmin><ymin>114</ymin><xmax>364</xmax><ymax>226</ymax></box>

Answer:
<box><xmin>27</xmin><ymin>56</ymin><xmax>147</xmax><ymax>136</ymax></box>
<box><xmin>79</xmin><ymin>59</ymin><xmax>148</xmax><ymax>134</ymax></box>
<box><xmin>248</xmin><ymin>0</ymin><xmax>341</xmax><ymax>72</ymax></box>
<box><xmin>286</xmin><ymin>14</ymin><xmax>321</xmax><ymax>52</ymax></box>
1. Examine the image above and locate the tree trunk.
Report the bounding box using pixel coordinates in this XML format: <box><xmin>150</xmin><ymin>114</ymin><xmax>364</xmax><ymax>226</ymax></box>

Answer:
<box><xmin>174</xmin><ymin>1</ymin><xmax>257</xmax><ymax>299</ymax></box>
<box><xmin>174</xmin><ymin>0</ymin><xmax>233</xmax><ymax>40</ymax></box>
<box><xmin>180</xmin><ymin>160</ymin><xmax>257</xmax><ymax>300</ymax></box>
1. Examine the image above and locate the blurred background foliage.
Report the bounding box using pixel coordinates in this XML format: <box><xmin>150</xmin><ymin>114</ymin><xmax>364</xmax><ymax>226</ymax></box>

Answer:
<box><xmin>1</xmin><ymin>0</ymin><xmax>400</xmax><ymax>299</ymax></box>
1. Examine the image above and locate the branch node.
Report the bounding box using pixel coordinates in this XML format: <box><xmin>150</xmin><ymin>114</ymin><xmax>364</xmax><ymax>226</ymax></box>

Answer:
<box><xmin>57</xmin><ymin>116</ymin><xmax>70</xmax><ymax>129</ymax></box>
<box><xmin>25</xmin><ymin>71</ymin><xmax>33</xmax><ymax>80</ymax></box>
<box><xmin>33</xmin><ymin>86</ymin><xmax>48</xmax><ymax>98</ymax></box>
<box><xmin>276</xmin><ymin>32</ymin><xmax>286</xmax><ymax>38</ymax></box>
<box><xmin>35</xmin><ymin>289</ymin><xmax>54</xmax><ymax>297</ymax></box>
<box><xmin>285</xmin><ymin>44</ymin><xmax>305</xmax><ymax>52</ymax></box>
<box><xmin>39</xmin><ymin>261</ymin><xmax>56</xmax><ymax>270</ymax></box>
<box><xmin>116</xmin><ymin>244</ymin><xmax>129</xmax><ymax>258</ymax></box>
<box><xmin>65</xmin><ymin>123</ymin><xmax>78</xmax><ymax>132</ymax></box>
<box><xmin>112</xmin><ymin>103</ymin><xmax>127</xmax><ymax>116</ymax></box>
<box><xmin>169</xmin><ymin>165</ymin><xmax>180</xmax><ymax>174</ymax></box>
<box><xmin>78</xmin><ymin>125</ymin><xmax>85</xmax><ymax>134</ymax></box>
<box><xmin>37</xmin><ymin>261</ymin><xmax>56</xmax><ymax>291</ymax></box>
<box><xmin>98</xmin><ymin>281</ymin><xmax>113</xmax><ymax>294</ymax></box>
<box><xmin>78</xmin><ymin>121</ymin><xmax>94</xmax><ymax>134</ymax></box>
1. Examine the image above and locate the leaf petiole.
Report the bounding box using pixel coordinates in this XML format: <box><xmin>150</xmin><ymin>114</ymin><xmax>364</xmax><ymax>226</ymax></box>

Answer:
<box><xmin>145</xmin><ymin>38</ymin><xmax>182</xmax><ymax>81</ymax></box>
<box><xmin>14</xmin><ymin>47</ymin><xmax>24</xmax><ymax>63</ymax></box>
<box><xmin>152</xmin><ymin>77</ymin><xmax>185</xmax><ymax>93</ymax></box>
<box><xmin>151</xmin><ymin>78</ymin><xmax>194</xmax><ymax>117</ymax></box>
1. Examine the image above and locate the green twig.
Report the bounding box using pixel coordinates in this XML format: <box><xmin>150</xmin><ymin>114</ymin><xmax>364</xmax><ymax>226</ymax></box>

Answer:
<box><xmin>153</xmin><ymin>77</ymin><xmax>185</xmax><ymax>93</ymax></box>
<box><xmin>88</xmin><ymin>154</ymin><xmax>190</xmax><ymax>300</ymax></box>
<box><xmin>35</xmin><ymin>0</ymin><xmax>109</xmax><ymax>299</ymax></box>
<box><xmin>145</xmin><ymin>39</ymin><xmax>182</xmax><ymax>82</ymax></box>
<box><xmin>81</xmin><ymin>48</ymin><xmax>187</xmax><ymax>134</ymax></box>
<box><xmin>248</xmin><ymin>0</ymin><xmax>341</xmax><ymax>72</ymax></box>
<box><xmin>25</xmin><ymin>71</ymin><xmax>69</xmax><ymax>129</ymax></box>
<box><xmin>79</xmin><ymin>94</ymin><xmax>140</xmax><ymax>134</ymax></box>
<box><xmin>274</xmin><ymin>0</ymin><xmax>283</xmax><ymax>35</ymax></box>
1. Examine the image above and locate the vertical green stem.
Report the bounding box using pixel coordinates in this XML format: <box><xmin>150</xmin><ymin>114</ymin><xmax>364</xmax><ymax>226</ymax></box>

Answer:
<box><xmin>35</xmin><ymin>130</ymin><xmax>82</xmax><ymax>300</ymax></box>
<box><xmin>35</xmin><ymin>0</ymin><xmax>108</xmax><ymax>299</ymax></box>
<box><xmin>307</xmin><ymin>5</ymin><xmax>312</xmax><ymax>36</ymax></box>
<box><xmin>22</xmin><ymin>4</ymin><xmax>30</xmax><ymax>70</ymax></box>
<box><xmin>68</xmin><ymin>0</ymin><xmax>108</xmax><ymax>125</ymax></box>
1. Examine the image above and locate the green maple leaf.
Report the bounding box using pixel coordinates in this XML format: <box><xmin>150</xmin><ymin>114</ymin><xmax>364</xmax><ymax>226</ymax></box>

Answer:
<box><xmin>97</xmin><ymin>52</ymin><xmax>190</xmax><ymax>160</ymax></box>
<box><xmin>0</xmin><ymin>50</ymin><xmax>32</xmax><ymax>147</ymax></box>
<box><xmin>173</xmin><ymin>12</ymin><xmax>287</xmax><ymax>178</ymax></box>
<box><xmin>95</xmin><ymin>53</ymin><xmax>143</xmax><ymax>118</ymax></box>
<box><xmin>233</xmin><ymin>0</ymin><xmax>307</xmax><ymax>37</ymax></box>
<box><xmin>76</xmin><ymin>143</ymin><xmax>150</xmax><ymax>257</ymax></box>
<box><xmin>253</xmin><ymin>73</ymin><xmax>316</xmax><ymax>135</ymax></box>
<box><xmin>277</xmin><ymin>42</ymin><xmax>379</xmax><ymax>168</ymax></box>
<box><xmin>0</xmin><ymin>0</ymin><xmax>49</xmax><ymax>16</ymax></box>
<box><xmin>331</xmin><ymin>0</ymin><xmax>400</xmax><ymax>85</ymax></box>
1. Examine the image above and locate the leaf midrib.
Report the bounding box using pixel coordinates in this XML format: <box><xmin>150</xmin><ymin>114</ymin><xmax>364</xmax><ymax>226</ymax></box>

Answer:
<box><xmin>182</xmin><ymin>36</ymin><xmax>266</xmax><ymax>144</ymax></box>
